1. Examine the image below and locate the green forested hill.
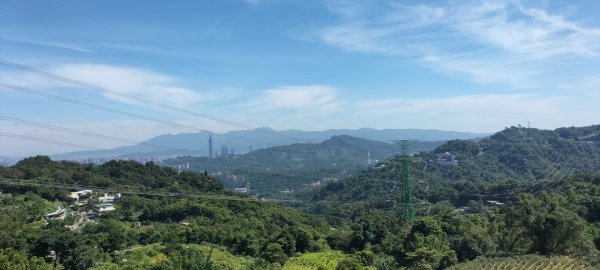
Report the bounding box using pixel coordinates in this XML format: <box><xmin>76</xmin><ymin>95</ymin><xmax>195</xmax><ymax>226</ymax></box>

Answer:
<box><xmin>0</xmin><ymin>156</ymin><xmax>334</xmax><ymax>270</ymax></box>
<box><xmin>165</xmin><ymin>135</ymin><xmax>445</xmax><ymax>195</ymax></box>
<box><xmin>309</xmin><ymin>125</ymin><xmax>600</xmax><ymax>207</ymax></box>
<box><xmin>0</xmin><ymin>153</ymin><xmax>599</xmax><ymax>269</ymax></box>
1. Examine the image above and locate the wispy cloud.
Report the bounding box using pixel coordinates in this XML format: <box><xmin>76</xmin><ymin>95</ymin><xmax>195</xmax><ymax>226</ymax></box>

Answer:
<box><xmin>249</xmin><ymin>85</ymin><xmax>342</xmax><ymax>112</ymax></box>
<box><xmin>0</xmin><ymin>119</ymin><xmax>174</xmax><ymax>157</ymax></box>
<box><xmin>559</xmin><ymin>75</ymin><xmax>600</xmax><ymax>98</ymax></box>
<box><xmin>0</xmin><ymin>63</ymin><xmax>224</xmax><ymax>108</ymax></box>
<box><xmin>318</xmin><ymin>0</ymin><xmax>600</xmax><ymax>87</ymax></box>
<box><xmin>28</xmin><ymin>40</ymin><xmax>93</xmax><ymax>53</ymax></box>
<box><xmin>234</xmin><ymin>84</ymin><xmax>595</xmax><ymax>133</ymax></box>
<box><xmin>347</xmin><ymin>93</ymin><xmax>592</xmax><ymax>132</ymax></box>
<box><xmin>1</xmin><ymin>37</ymin><xmax>93</xmax><ymax>53</ymax></box>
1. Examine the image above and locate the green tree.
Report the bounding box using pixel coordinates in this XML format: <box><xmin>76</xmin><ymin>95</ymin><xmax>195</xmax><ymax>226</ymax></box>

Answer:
<box><xmin>401</xmin><ymin>217</ymin><xmax>458</xmax><ymax>270</ymax></box>
<box><xmin>262</xmin><ymin>243</ymin><xmax>287</xmax><ymax>265</ymax></box>
<box><xmin>0</xmin><ymin>248</ymin><xmax>52</xmax><ymax>270</ymax></box>
<box><xmin>503</xmin><ymin>193</ymin><xmax>594</xmax><ymax>256</ymax></box>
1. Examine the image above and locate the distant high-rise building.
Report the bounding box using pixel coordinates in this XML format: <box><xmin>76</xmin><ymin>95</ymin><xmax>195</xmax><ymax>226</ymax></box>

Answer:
<box><xmin>221</xmin><ymin>145</ymin><xmax>228</xmax><ymax>156</ymax></box>
<box><xmin>208</xmin><ymin>134</ymin><xmax>213</xmax><ymax>158</ymax></box>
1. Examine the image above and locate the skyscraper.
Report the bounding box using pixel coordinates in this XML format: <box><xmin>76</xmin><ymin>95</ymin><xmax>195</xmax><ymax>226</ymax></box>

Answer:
<box><xmin>208</xmin><ymin>134</ymin><xmax>213</xmax><ymax>158</ymax></box>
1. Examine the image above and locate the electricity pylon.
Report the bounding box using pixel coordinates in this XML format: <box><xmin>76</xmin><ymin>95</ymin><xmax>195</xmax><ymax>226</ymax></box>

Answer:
<box><xmin>395</xmin><ymin>140</ymin><xmax>416</xmax><ymax>222</ymax></box>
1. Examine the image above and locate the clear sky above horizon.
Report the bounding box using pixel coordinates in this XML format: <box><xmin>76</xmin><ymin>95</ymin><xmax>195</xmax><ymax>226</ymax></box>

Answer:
<box><xmin>1</xmin><ymin>0</ymin><xmax>600</xmax><ymax>157</ymax></box>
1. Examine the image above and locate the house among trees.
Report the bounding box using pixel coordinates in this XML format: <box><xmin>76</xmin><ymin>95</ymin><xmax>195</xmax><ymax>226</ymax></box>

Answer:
<box><xmin>486</xmin><ymin>200</ymin><xmax>505</xmax><ymax>207</ymax></box>
<box><xmin>94</xmin><ymin>203</ymin><xmax>115</xmax><ymax>215</ymax></box>
<box><xmin>98</xmin><ymin>192</ymin><xmax>123</xmax><ymax>203</ymax></box>
<box><xmin>430</xmin><ymin>152</ymin><xmax>459</xmax><ymax>166</ymax></box>
<box><xmin>69</xmin><ymin>190</ymin><xmax>92</xmax><ymax>206</ymax></box>
<box><xmin>86</xmin><ymin>210</ymin><xmax>96</xmax><ymax>220</ymax></box>
<box><xmin>45</xmin><ymin>206</ymin><xmax>67</xmax><ymax>220</ymax></box>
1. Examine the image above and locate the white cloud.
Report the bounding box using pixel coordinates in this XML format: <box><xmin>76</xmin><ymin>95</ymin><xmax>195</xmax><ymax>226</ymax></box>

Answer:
<box><xmin>0</xmin><ymin>37</ymin><xmax>93</xmax><ymax>53</ymax></box>
<box><xmin>348</xmin><ymin>93</ymin><xmax>593</xmax><ymax>132</ymax></box>
<box><xmin>234</xmin><ymin>86</ymin><xmax>598</xmax><ymax>133</ymax></box>
<box><xmin>1</xmin><ymin>63</ymin><xmax>219</xmax><ymax>108</ymax></box>
<box><xmin>420</xmin><ymin>53</ymin><xmax>540</xmax><ymax>87</ymax></box>
<box><xmin>244</xmin><ymin>0</ymin><xmax>264</xmax><ymax>5</ymax></box>
<box><xmin>559</xmin><ymin>75</ymin><xmax>600</xmax><ymax>98</ymax></box>
<box><xmin>28</xmin><ymin>40</ymin><xmax>93</xmax><ymax>53</ymax></box>
<box><xmin>0</xmin><ymin>119</ymin><xmax>164</xmax><ymax>157</ymax></box>
<box><xmin>318</xmin><ymin>0</ymin><xmax>600</xmax><ymax>87</ymax></box>
<box><xmin>257</xmin><ymin>85</ymin><xmax>341</xmax><ymax>112</ymax></box>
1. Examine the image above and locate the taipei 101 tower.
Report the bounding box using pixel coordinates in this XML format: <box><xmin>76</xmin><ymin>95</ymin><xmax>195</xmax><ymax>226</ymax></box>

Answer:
<box><xmin>208</xmin><ymin>134</ymin><xmax>213</xmax><ymax>158</ymax></box>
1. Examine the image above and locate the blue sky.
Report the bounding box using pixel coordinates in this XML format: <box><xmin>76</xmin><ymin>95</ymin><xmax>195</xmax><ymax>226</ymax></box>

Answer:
<box><xmin>1</xmin><ymin>0</ymin><xmax>600</xmax><ymax>157</ymax></box>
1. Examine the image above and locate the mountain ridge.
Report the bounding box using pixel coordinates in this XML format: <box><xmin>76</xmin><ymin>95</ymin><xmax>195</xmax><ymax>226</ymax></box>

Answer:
<box><xmin>52</xmin><ymin>127</ymin><xmax>490</xmax><ymax>160</ymax></box>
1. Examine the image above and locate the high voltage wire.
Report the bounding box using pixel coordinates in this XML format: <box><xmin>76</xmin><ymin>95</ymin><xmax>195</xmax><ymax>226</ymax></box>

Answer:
<box><xmin>0</xmin><ymin>82</ymin><xmax>268</xmax><ymax>144</ymax></box>
<box><xmin>0</xmin><ymin>58</ymin><xmax>307</xmax><ymax>143</ymax></box>
<box><xmin>0</xmin><ymin>178</ymin><xmax>403</xmax><ymax>206</ymax></box>
<box><xmin>0</xmin><ymin>177</ymin><xmax>306</xmax><ymax>204</ymax></box>
<box><xmin>0</xmin><ymin>115</ymin><xmax>192</xmax><ymax>153</ymax></box>
<box><xmin>536</xmin><ymin>159</ymin><xmax>600</xmax><ymax>195</ymax></box>
<box><xmin>0</xmin><ymin>58</ymin><xmax>254</xmax><ymax>130</ymax></box>
<box><xmin>0</xmin><ymin>132</ymin><xmax>100</xmax><ymax>150</ymax></box>
<box><xmin>531</xmin><ymin>156</ymin><xmax>577</xmax><ymax>195</ymax></box>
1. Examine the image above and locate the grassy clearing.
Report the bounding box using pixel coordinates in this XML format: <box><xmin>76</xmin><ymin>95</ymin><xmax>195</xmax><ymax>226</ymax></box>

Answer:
<box><xmin>107</xmin><ymin>243</ymin><xmax>255</xmax><ymax>270</ymax></box>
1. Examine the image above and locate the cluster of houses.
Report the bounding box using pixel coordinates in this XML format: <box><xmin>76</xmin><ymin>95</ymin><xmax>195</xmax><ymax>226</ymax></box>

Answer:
<box><xmin>45</xmin><ymin>190</ymin><xmax>123</xmax><ymax>221</ymax></box>
<box><xmin>455</xmin><ymin>200</ymin><xmax>507</xmax><ymax>215</ymax></box>
<box><xmin>233</xmin><ymin>187</ymin><xmax>248</xmax><ymax>193</ymax></box>
<box><xmin>304</xmin><ymin>177</ymin><xmax>339</xmax><ymax>188</ymax></box>
<box><xmin>429</xmin><ymin>152</ymin><xmax>459</xmax><ymax>166</ymax></box>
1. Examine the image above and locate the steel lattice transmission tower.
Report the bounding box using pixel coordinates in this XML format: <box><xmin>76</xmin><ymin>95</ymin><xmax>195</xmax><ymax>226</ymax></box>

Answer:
<box><xmin>396</xmin><ymin>140</ymin><xmax>416</xmax><ymax>222</ymax></box>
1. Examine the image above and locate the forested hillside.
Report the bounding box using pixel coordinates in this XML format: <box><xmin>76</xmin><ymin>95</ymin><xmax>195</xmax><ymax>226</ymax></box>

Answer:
<box><xmin>296</xmin><ymin>126</ymin><xmax>600</xmax><ymax>269</ymax></box>
<box><xmin>0</xmin><ymin>156</ymin><xmax>333</xmax><ymax>269</ymax></box>
<box><xmin>309</xmin><ymin>126</ymin><xmax>600</xmax><ymax>206</ymax></box>
<box><xmin>1</xmin><ymin>125</ymin><xmax>599</xmax><ymax>269</ymax></box>
<box><xmin>165</xmin><ymin>135</ymin><xmax>445</xmax><ymax>195</ymax></box>
<box><xmin>0</xmin><ymin>157</ymin><xmax>598</xmax><ymax>269</ymax></box>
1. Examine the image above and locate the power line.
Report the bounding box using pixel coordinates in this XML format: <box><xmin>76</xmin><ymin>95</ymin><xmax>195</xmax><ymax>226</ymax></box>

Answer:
<box><xmin>0</xmin><ymin>115</ymin><xmax>192</xmax><ymax>153</ymax></box>
<box><xmin>538</xmin><ymin>158</ymin><xmax>600</xmax><ymax>194</ymax></box>
<box><xmin>0</xmin><ymin>132</ymin><xmax>100</xmax><ymax>150</ymax></box>
<box><xmin>0</xmin><ymin>58</ymin><xmax>254</xmax><ymax>130</ymax></box>
<box><xmin>531</xmin><ymin>157</ymin><xmax>577</xmax><ymax>195</ymax></box>
<box><xmin>0</xmin><ymin>82</ymin><xmax>267</xmax><ymax>144</ymax></box>
<box><xmin>0</xmin><ymin>177</ymin><xmax>306</xmax><ymax>204</ymax></box>
<box><xmin>0</xmin><ymin>177</ymin><xmax>391</xmax><ymax>206</ymax></box>
<box><xmin>0</xmin><ymin>58</ymin><xmax>307</xmax><ymax>143</ymax></box>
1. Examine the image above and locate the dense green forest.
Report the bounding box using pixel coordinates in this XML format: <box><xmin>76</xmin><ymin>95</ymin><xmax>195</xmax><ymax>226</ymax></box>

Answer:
<box><xmin>308</xmin><ymin>126</ymin><xmax>600</xmax><ymax>206</ymax></box>
<box><xmin>0</xmin><ymin>125</ymin><xmax>599</xmax><ymax>269</ymax></box>
<box><xmin>0</xmin><ymin>157</ymin><xmax>332</xmax><ymax>269</ymax></box>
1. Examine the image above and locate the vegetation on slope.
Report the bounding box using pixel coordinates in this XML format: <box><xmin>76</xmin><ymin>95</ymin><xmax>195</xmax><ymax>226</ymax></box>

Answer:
<box><xmin>164</xmin><ymin>135</ymin><xmax>445</xmax><ymax>195</ymax></box>
<box><xmin>0</xmin><ymin>156</ymin><xmax>335</xmax><ymax>270</ymax></box>
<box><xmin>1</xmin><ymin>124</ymin><xmax>600</xmax><ymax>269</ymax></box>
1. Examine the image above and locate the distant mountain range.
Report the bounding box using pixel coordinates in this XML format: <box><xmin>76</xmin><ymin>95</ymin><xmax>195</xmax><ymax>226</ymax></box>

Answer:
<box><xmin>52</xmin><ymin>127</ymin><xmax>489</xmax><ymax>160</ymax></box>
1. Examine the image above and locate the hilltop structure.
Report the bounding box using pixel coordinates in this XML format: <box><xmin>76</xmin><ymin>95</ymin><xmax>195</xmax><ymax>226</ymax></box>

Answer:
<box><xmin>208</xmin><ymin>134</ymin><xmax>213</xmax><ymax>158</ymax></box>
